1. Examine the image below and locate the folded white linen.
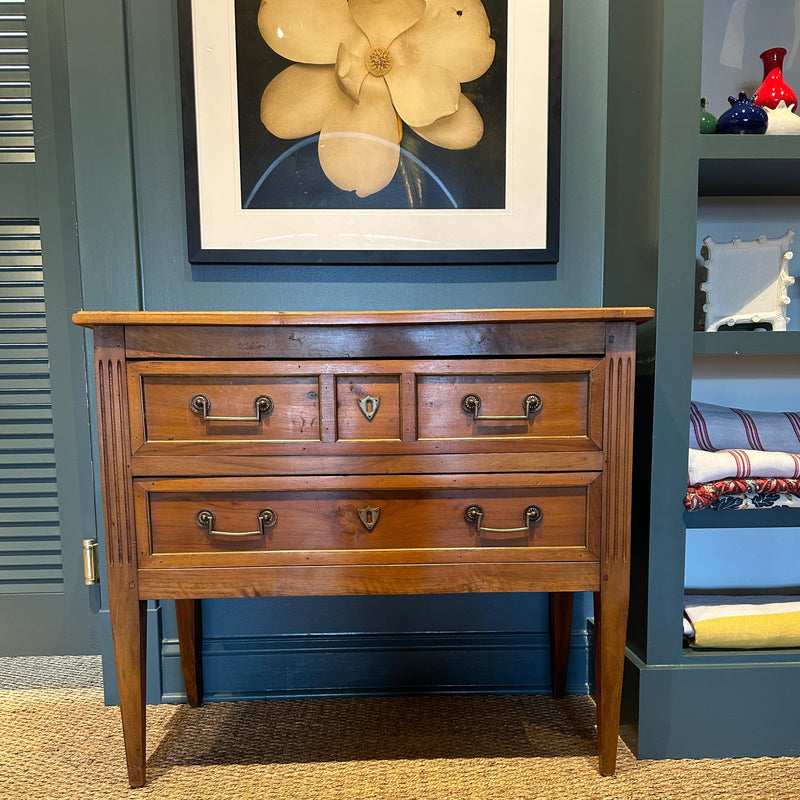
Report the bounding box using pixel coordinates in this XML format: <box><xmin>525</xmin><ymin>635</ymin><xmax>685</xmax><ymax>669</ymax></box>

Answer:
<box><xmin>688</xmin><ymin>448</ymin><xmax>800</xmax><ymax>485</ymax></box>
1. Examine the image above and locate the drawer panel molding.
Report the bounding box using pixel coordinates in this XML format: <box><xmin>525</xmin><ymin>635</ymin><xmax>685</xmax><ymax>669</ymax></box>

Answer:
<box><xmin>136</xmin><ymin>473</ymin><xmax>602</xmax><ymax>568</ymax></box>
<box><xmin>128</xmin><ymin>358</ymin><xmax>603</xmax><ymax>457</ymax></box>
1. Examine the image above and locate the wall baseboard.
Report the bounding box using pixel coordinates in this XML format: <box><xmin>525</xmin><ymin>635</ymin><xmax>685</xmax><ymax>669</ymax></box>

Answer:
<box><xmin>160</xmin><ymin>630</ymin><xmax>591</xmax><ymax>702</ymax></box>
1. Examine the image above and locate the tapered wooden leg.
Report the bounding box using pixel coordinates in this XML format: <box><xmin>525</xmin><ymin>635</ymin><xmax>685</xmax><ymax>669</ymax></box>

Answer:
<box><xmin>595</xmin><ymin>583</ymin><xmax>627</xmax><ymax>776</ymax></box>
<box><xmin>175</xmin><ymin>599</ymin><xmax>203</xmax><ymax>707</ymax></box>
<box><xmin>94</xmin><ymin>327</ymin><xmax>150</xmax><ymax>786</ymax></box>
<box><xmin>109</xmin><ymin>589</ymin><xmax>148</xmax><ymax>788</ymax></box>
<box><xmin>549</xmin><ymin>591</ymin><xmax>573</xmax><ymax>697</ymax></box>
<box><xmin>594</xmin><ymin>321</ymin><xmax>636</xmax><ymax>776</ymax></box>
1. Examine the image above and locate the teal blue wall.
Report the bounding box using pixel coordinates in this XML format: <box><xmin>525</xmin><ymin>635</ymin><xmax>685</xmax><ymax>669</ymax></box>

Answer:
<box><xmin>62</xmin><ymin>0</ymin><xmax>611</xmax><ymax>702</ymax></box>
<box><xmin>68</xmin><ymin>0</ymin><xmax>609</xmax><ymax>314</ymax></box>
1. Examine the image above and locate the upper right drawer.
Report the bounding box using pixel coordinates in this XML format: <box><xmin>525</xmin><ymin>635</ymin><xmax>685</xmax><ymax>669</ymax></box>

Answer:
<box><xmin>415</xmin><ymin>357</ymin><xmax>603</xmax><ymax>451</ymax></box>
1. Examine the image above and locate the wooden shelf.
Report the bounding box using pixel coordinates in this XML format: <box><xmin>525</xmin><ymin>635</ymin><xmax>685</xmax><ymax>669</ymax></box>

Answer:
<box><xmin>682</xmin><ymin>647</ymin><xmax>800</xmax><ymax>665</ymax></box>
<box><xmin>693</xmin><ymin>331</ymin><xmax>800</xmax><ymax>356</ymax></box>
<box><xmin>699</xmin><ymin>135</ymin><xmax>800</xmax><ymax>160</ymax></box>
<box><xmin>684</xmin><ymin>506</ymin><xmax>800</xmax><ymax>528</ymax></box>
<box><xmin>698</xmin><ymin>137</ymin><xmax>800</xmax><ymax>196</ymax></box>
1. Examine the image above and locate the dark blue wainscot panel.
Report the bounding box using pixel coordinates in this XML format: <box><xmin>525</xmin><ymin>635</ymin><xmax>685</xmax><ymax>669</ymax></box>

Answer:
<box><xmin>160</xmin><ymin>594</ymin><xmax>593</xmax><ymax>702</ymax></box>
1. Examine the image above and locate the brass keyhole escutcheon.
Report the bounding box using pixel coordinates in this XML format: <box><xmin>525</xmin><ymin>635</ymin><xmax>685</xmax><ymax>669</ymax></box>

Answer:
<box><xmin>357</xmin><ymin>395</ymin><xmax>381</xmax><ymax>421</ymax></box>
<box><xmin>357</xmin><ymin>506</ymin><xmax>381</xmax><ymax>531</ymax></box>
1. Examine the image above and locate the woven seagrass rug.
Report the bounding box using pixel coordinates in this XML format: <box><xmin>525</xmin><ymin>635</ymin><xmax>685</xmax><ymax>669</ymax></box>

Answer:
<box><xmin>1</xmin><ymin>657</ymin><xmax>798</xmax><ymax>799</ymax></box>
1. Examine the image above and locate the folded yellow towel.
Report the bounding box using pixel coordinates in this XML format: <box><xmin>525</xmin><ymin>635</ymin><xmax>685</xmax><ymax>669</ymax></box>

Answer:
<box><xmin>684</xmin><ymin>595</ymin><xmax>800</xmax><ymax>649</ymax></box>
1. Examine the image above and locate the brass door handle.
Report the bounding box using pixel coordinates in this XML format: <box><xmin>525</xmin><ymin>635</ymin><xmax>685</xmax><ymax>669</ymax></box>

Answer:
<box><xmin>190</xmin><ymin>393</ymin><xmax>273</xmax><ymax>422</ymax></box>
<box><xmin>82</xmin><ymin>539</ymin><xmax>99</xmax><ymax>585</ymax></box>
<box><xmin>461</xmin><ymin>392</ymin><xmax>542</xmax><ymax>420</ymax></box>
<box><xmin>464</xmin><ymin>504</ymin><xmax>542</xmax><ymax>536</ymax></box>
<box><xmin>195</xmin><ymin>508</ymin><xmax>277</xmax><ymax>537</ymax></box>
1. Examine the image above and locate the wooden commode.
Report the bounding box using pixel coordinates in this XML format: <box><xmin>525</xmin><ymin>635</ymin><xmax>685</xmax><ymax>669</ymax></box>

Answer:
<box><xmin>73</xmin><ymin>308</ymin><xmax>652</xmax><ymax>786</ymax></box>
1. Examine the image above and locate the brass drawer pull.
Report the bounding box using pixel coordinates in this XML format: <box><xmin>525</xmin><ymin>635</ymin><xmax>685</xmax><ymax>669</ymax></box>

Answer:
<box><xmin>461</xmin><ymin>392</ymin><xmax>542</xmax><ymax>421</ymax></box>
<box><xmin>464</xmin><ymin>503</ymin><xmax>542</xmax><ymax>535</ymax></box>
<box><xmin>190</xmin><ymin>393</ymin><xmax>274</xmax><ymax>422</ymax></box>
<box><xmin>195</xmin><ymin>508</ymin><xmax>278</xmax><ymax>537</ymax></box>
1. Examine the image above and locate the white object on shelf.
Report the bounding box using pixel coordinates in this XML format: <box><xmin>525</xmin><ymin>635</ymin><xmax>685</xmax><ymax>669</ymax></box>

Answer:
<box><xmin>700</xmin><ymin>230</ymin><xmax>795</xmax><ymax>332</ymax></box>
<box><xmin>765</xmin><ymin>101</ymin><xmax>800</xmax><ymax>135</ymax></box>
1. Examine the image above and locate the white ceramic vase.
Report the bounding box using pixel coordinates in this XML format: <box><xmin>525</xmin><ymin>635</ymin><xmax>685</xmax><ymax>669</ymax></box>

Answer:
<box><xmin>765</xmin><ymin>100</ymin><xmax>800</xmax><ymax>134</ymax></box>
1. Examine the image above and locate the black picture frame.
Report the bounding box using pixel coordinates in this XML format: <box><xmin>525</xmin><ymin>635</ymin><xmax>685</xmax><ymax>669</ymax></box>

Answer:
<box><xmin>178</xmin><ymin>0</ymin><xmax>562</xmax><ymax>265</ymax></box>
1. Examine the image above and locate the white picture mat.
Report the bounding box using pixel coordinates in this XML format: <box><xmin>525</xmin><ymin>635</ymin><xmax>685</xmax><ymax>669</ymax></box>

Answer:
<box><xmin>190</xmin><ymin>0</ymin><xmax>552</xmax><ymax>253</ymax></box>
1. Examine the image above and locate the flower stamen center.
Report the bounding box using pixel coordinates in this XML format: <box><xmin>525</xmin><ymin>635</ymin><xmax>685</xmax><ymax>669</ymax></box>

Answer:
<box><xmin>366</xmin><ymin>47</ymin><xmax>392</xmax><ymax>77</ymax></box>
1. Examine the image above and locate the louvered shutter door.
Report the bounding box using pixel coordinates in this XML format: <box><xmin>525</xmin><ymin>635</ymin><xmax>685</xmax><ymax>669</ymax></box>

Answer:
<box><xmin>0</xmin><ymin>1</ymin><xmax>34</xmax><ymax>163</ymax></box>
<box><xmin>0</xmin><ymin>0</ymin><xmax>97</xmax><ymax>654</ymax></box>
<box><xmin>0</xmin><ymin>221</ymin><xmax>62</xmax><ymax>594</ymax></box>
<box><xmin>0</xmin><ymin>3</ymin><xmax>62</xmax><ymax>596</ymax></box>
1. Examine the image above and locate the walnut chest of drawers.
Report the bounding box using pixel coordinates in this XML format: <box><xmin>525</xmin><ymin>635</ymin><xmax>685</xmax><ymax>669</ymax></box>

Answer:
<box><xmin>73</xmin><ymin>307</ymin><xmax>652</xmax><ymax>786</ymax></box>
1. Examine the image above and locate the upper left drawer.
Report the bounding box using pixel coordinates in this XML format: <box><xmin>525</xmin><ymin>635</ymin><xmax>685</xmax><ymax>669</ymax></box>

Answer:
<box><xmin>128</xmin><ymin>361</ymin><xmax>321</xmax><ymax>451</ymax></box>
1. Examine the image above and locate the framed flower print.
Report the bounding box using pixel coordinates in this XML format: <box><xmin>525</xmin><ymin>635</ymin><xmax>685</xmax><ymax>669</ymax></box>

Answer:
<box><xmin>178</xmin><ymin>0</ymin><xmax>562</xmax><ymax>264</ymax></box>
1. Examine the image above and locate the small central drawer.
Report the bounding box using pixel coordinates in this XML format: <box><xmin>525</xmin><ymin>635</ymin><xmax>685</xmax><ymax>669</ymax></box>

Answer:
<box><xmin>135</xmin><ymin>473</ymin><xmax>601</xmax><ymax>567</ymax></box>
<box><xmin>335</xmin><ymin>374</ymin><xmax>401</xmax><ymax>441</ymax></box>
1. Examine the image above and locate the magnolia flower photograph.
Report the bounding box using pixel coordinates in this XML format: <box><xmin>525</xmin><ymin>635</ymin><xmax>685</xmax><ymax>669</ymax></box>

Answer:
<box><xmin>234</xmin><ymin>0</ymin><xmax>508</xmax><ymax>210</ymax></box>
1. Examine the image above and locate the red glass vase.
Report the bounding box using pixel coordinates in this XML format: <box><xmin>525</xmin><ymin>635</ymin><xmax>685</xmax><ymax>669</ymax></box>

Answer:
<box><xmin>754</xmin><ymin>47</ymin><xmax>797</xmax><ymax>110</ymax></box>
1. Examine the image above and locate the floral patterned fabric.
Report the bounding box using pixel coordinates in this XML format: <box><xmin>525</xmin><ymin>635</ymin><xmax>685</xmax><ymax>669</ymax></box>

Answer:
<box><xmin>685</xmin><ymin>477</ymin><xmax>800</xmax><ymax>511</ymax></box>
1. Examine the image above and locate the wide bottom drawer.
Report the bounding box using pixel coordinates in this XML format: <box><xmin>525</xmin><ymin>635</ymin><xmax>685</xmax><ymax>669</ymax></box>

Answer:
<box><xmin>135</xmin><ymin>474</ymin><xmax>602</xmax><ymax>567</ymax></box>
